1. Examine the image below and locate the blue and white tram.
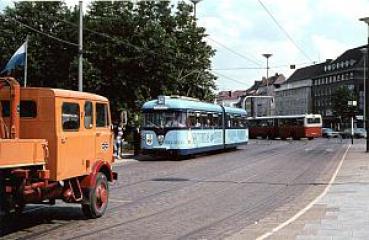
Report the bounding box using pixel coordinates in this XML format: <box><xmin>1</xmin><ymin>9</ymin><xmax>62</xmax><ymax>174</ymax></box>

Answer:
<box><xmin>140</xmin><ymin>96</ymin><xmax>248</xmax><ymax>156</ymax></box>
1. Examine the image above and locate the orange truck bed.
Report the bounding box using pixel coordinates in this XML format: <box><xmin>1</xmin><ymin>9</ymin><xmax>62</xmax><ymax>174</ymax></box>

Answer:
<box><xmin>0</xmin><ymin>139</ymin><xmax>47</xmax><ymax>169</ymax></box>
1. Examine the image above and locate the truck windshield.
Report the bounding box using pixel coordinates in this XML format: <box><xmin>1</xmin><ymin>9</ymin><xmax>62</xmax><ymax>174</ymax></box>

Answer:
<box><xmin>144</xmin><ymin>111</ymin><xmax>187</xmax><ymax>128</ymax></box>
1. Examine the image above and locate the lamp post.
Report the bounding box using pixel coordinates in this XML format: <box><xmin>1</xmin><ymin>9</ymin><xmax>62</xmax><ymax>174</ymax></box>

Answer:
<box><xmin>190</xmin><ymin>0</ymin><xmax>203</xmax><ymax>19</ymax></box>
<box><xmin>348</xmin><ymin>100</ymin><xmax>357</xmax><ymax>145</ymax></box>
<box><xmin>359</xmin><ymin>17</ymin><xmax>369</xmax><ymax>152</ymax></box>
<box><xmin>262</xmin><ymin>53</ymin><xmax>272</xmax><ymax>116</ymax></box>
<box><xmin>360</xmin><ymin>47</ymin><xmax>367</xmax><ymax>129</ymax></box>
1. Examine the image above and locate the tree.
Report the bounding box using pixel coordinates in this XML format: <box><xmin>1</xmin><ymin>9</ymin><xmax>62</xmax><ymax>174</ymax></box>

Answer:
<box><xmin>0</xmin><ymin>2</ymin><xmax>77</xmax><ymax>88</ymax></box>
<box><xmin>332</xmin><ymin>86</ymin><xmax>357</xmax><ymax>120</ymax></box>
<box><xmin>0</xmin><ymin>1</ymin><xmax>217</xmax><ymax>123</ymax></box>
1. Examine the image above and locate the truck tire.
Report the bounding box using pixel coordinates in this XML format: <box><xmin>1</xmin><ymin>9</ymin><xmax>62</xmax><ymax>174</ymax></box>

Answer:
<box><xmin>81</xmin><ymin>173</ymin><xmax>109</xmax><ymax>219</ymax></box>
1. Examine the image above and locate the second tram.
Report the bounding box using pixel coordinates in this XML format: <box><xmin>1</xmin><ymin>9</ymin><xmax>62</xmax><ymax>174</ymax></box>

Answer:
<box><xmin>141</xmin><ymin>96</ymin><xmax>248</xmax><ymax>156</ymax></box>
<box><xmin>248</xmin><ymin>114</ymin><xmax>322</xmax><ymax>140</ymax></box>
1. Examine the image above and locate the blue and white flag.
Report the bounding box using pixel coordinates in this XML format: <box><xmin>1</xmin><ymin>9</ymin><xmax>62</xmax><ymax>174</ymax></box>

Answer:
<box><xmin>1</xmin><ymin>41</ymin><xmax>27</xmax><ymax>74</ymax></box>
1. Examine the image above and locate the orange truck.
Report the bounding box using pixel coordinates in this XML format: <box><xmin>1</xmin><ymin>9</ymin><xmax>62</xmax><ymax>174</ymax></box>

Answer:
<box><xmin>0</xmin><ymin>77</ymin><xmax>116</xmax><ymax>218</ymax></box>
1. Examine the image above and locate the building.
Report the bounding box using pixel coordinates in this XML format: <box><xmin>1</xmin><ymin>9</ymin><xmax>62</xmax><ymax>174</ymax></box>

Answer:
<box><xmin>274</xmin><ymin>45</ymin><xmax>367</xmax><ymax>128</ymax></box>
<box><xmin>216</xmin><ymin>90</ymin><xmax>247</xmax><ymax>107</ymax></box>
<box><xmin>252</xmin><ymin>73</ymin><xmax>286</xmax><ymax>117</ymax></box>
<box><xmin>275</xmin><ymin>63</ymin><xmax>324</xmax><ymax>115</ymax></box>
<box><xmin>312</xmin><ymin>46</ymin><xmax>366</xmax><ymax>128</ymax></box>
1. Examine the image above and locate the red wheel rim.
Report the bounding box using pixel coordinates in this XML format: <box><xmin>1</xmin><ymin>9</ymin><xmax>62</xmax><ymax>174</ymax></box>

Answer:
<box><xmin>95</xmin><ymin>182</ymin><xmax>108</xmax><ymax>210</ymax></box>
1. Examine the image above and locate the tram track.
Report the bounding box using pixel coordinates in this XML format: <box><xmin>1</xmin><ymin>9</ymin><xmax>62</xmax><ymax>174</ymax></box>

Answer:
<box><xmin>1</xmin><ymin>140</ymin><xmax>347</xmax><ymax>240</ymax></box>
<box><xmin>56</xmin><ymin>140</ymin><xmax>342</xmax><ymax>240</ymax></box>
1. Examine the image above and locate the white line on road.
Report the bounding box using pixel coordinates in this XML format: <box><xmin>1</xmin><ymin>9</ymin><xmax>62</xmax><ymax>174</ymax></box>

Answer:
<box><xmin>255</xmin><ymin>144</ymin><xmax>351</xmax><ymax>240</ymax></box>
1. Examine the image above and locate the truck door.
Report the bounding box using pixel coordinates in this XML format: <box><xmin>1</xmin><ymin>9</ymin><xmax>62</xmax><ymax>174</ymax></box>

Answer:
<box><xmin>59</xmin><ymin>101</ymin><xmax>86</xmax><ymax>179</ymax></box>
<box><xmin>95</xmin><ymin>102</ymin><xmax>113</xmax><ymax>162</ymax></box>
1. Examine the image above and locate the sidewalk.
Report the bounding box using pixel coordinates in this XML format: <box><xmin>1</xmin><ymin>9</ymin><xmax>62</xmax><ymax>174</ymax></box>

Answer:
<box><xmin>267</xmin><ymin>143</ymin><xmax>369</xmax><ymax>239</ymax></box>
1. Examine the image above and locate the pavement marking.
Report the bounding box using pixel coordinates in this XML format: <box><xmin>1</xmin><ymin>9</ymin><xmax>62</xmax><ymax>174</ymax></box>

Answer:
<box><xmin>113</xmin><ymin>159</ymin><xmax>139</xmax><ymax>166</ymax></box>
<box><xmin>255</xmin><ymin>144</ymin><xmax>351</xmax><ymax>240</ymax></box>
<box><xmin>109</xmin><ymin>199</ymin><xmax>133</xmax><ymax>203</ymax></box>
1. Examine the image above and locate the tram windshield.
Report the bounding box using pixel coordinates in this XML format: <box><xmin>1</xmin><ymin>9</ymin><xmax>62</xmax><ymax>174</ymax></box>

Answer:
<box><xmin>144</xmin><ymin>111</ymin><xmax>187</xmax><ymax>128</ymax></box>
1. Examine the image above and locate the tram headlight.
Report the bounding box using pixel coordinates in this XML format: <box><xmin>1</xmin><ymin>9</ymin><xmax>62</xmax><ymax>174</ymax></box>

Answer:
<box><xmin>158</xmin><ymin>135</ymin><xmax>165</xmax><ymax>145</ymax></box>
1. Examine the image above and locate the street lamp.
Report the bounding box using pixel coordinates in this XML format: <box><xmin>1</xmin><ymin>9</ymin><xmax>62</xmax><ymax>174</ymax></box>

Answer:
<box><xmin>190</xmin><ymin>0</ymin><xmax>203</xmax><ymax>19</ymax></box>
<box><xmin>360</xmin><ymin>47</ymin><xmax>367</xmax><ymax>129</ymax></box>
<box><xmin>359</xmin><ymin>17</ymin><xmax>369</xmax><ymax>152</ymax></box>
<box><xmin>262</xmin><ymin>53</ymin><xmax>272</xmax><ymax>116</ymax></box>
<box><xmin>348</xmin><ymin>100</ymin><xmax>357</xmax><ymax>145</ymax></box>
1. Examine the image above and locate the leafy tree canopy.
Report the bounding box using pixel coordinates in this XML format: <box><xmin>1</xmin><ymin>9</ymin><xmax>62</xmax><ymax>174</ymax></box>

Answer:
<box><xmin>332</xmin><ymin>85</ymin><xmax>358</xmax><ymax>119</ymax></box>
<box><xmin>0</xmin><ymin>1</ymin><xmax>217</xmax><ymax>123</ymax></box>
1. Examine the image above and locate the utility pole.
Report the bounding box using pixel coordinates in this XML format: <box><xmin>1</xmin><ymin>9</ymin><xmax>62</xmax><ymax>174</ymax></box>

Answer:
<box><xmin>262</xmin><ymin>53</ymin><xmax>272</xmax><ymax>116</ymax></box>
<box><xmin>359</xmin><ymin>17</ymin><xmax>369</xmax><ymax>152</ymax></box>
<box><xmin>361</xmin><ymin>47</ymin><xmax>367</xmax><ymax>129</ymax></box>
<box><xmin>78</xmin><ymin>0</ymin><xmax>83</xmax><ymax>92</ymax></box>
<box><xmin>190</xmin><ymin>0</ymin><xmax>203</xmax><ymax>20</ymax></box>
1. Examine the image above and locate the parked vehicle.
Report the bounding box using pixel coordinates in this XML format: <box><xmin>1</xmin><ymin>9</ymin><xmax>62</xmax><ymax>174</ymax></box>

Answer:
<box><xmin>0</xmin><ymin>77</ymin><xmax>116</xmax><ymax>218</ymax></box>
<box><xmin>322</xmin><ymin>128</ymin><xmax>340</xmax><ymax>138</ymax></box>
<box><xmin>141</xmin><ymin>96</ymin><xmax>248</xmax><ymax>157</ymax></box>
<box><xmin>340</xmin><ymin>128</ymin><xmax>367</xmax><ymax>138</ymax></box>
<box><xmin>354</xmin><ymin>128</ymin><xmax>367</xmax><ymax>138</ymax></box>
<box><xmin>248</xmin><ymin>114</ymin><xmax>322</xmax><ymax>140</ymax></box>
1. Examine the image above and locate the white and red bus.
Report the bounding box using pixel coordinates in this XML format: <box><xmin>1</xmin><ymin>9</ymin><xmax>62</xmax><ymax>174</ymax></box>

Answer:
<box><xmin>248</xmin><ymin>114</ymin><xmax>322</xmax><ymax>140</ymax></box>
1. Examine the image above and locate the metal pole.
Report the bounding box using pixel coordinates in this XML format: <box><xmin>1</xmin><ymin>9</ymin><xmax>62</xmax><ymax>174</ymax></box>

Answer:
<box><xmin>78</xmin><ymin>0</ymin><xmax>83</xmax><ymax>92</ymax></box>
<box><xmin>23</xmin><ymin>35</ymin><xmax>29</xmax><ymax>87</ymax></box>
<box><xmin>194</xmin><ymin>3</ymin><xmax>197</xmax><ymax>19</ymax></box>
<box><xmin>351</xmin><ymin>116</ymin><xmax>354</xmax><ymax>145</ymax></box>
<box><xmin>364</xmin><ymin>51</ymin><xmax>366</xmax><ymax>129</ymax></box>
<box><xmin>366</xmin><ymin>26</ymin><xmax>369</xmax><ymax>152</ymax></box>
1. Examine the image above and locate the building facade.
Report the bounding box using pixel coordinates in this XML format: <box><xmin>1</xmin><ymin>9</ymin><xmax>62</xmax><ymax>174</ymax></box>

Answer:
<box><xmin>312</xmin><ymin>46</ymin><xmax>366</xmax><ymax>127</ymax></box>
<box><xmin>275</xmin><ymin>45</ymin><xmax>367</xmax><ymax>128</ymax></box>
<box><xmin>275</xmin><ymin>63</ymin><xmax>324</xmax><ymax>115</ymax></box>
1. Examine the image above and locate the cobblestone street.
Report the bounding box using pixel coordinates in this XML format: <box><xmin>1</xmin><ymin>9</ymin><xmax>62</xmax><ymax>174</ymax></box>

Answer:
<box><xmin>1</xmin><ymin>139</ymin><xmax>350</xmax><ymax>240</ymax></box>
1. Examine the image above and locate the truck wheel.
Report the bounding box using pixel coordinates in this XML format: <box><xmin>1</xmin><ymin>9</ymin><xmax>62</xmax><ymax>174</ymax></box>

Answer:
<box><xmin>81</xmin><ymin>173</ymin><xmax>109</xmax><ymax>219</ymax></box>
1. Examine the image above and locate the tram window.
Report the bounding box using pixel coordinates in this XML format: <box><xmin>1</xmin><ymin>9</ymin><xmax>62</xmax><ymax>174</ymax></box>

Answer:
<box><xmin>62</xmin><ymin>102</ymin><xmax>80</xmax><ymax>131</ymax></box>
<box><xmin>164</xmin><ymin>112</ymin><xmax>186</xmax><ymax>128</ymax></box>
<box><xmin>193</xmin><ymin>112</ymin><xmax>202</xmax><ymax>128</ymax></box>
<box><xmin>187</xmin><ymin>112</ymin><xmax>195</xmax><ymax>128</ymax></box>
<box><xmin>307</xmin><ymin>117</ymin><xmax>321</xmax><ymax>124</ymax></box>
<box><xmin>212</xmin><ymin>113</ymin><xmax>220</xmax><ymax>128</ymax></box>
<box><xmin>296</xmin><ymin>118</ymin><xmax>304</xmax><ymax>126</ymax></box>
<box><xmin>84</xmin><ymin>101</ymin><xmax>93</xmax><ymax>129</ymax></box>
<box><xmin>96</xmin><ymin>103</ymin><xmax>108</xmax><ymax>128</ymax></box>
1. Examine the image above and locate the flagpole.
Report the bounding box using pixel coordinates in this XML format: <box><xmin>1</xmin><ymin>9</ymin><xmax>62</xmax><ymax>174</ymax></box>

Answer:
<box><xmin>78</xmin><ymin>1</ymin><xmax>83</xmax><ymax>92</ymax></box>
<box><xmin>24</xmin><ymin>35</ymin><xmax>29</xmax><ymax>87</ymax></box>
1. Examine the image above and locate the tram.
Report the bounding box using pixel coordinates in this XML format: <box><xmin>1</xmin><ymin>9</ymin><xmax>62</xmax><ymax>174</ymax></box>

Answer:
<box><xmin>248</xmin><ymin>114</ymin><xmax>322</xmax><ymax>140</ymax></box>
<box><xmin>141</xmin><ymin>96</ymin><xmax>248</xmax><ymax>156</ymax></box>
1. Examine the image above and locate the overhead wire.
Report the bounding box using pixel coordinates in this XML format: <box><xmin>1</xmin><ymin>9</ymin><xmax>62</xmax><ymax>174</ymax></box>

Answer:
<box><xmin>257</xmin><ymin>0</ymin><xmax>312</xmax><ymax>62</ymax></box>
<box><xmin>206</xmin><ymin>36</ymin><xmax>263</xmax><ymax>67</ymax></box>
<box><xmin>211</xmin><ymin>70</ymin><xmax>249</xmax><ymax>85</ymax></box>
<box><xmin>8</xmin><ymin>17</ymin><xmax>78</xmax><ymax>47</ymax></box>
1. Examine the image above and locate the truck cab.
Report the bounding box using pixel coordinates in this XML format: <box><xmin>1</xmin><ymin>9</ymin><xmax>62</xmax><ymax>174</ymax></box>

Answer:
<box><xmin>0</xmin><ymin>77</ymin><xmax>116</xmax><ymax>219</ymax></box>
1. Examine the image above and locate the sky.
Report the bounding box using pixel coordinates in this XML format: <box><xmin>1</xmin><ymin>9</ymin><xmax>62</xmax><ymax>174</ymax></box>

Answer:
<box><xmin>1</xmin><ymin>0</ymin><xmax>369</xmax><ymax>92</ymax></box>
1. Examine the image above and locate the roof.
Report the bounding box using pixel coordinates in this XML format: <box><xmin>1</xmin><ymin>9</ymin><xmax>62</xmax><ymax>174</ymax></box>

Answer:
<box><xmin>332</xmin><ymin>45</ymin><xmax>366</xmax><ymax>65</ymax></box>
<box><xmin>287</xmin><ymin>63</ymin><xmax>325</xmax><ymax>82</ymax></box>
<box><xmin>142</xmin><ymin>96</ymin><xmax>223</xmax><ymax>112</ymax></box>
<box><xmin>259</xmin><ymin>73</ymin><xmax>286</xmax><ymax>86</ymax></box>
<box><xmin>247</xmin><ymin>114</ymin><xmax>321</xmax><ymax>120</ymax></box>
<box><xmin>21</xmin><ymin>87</ymin><xmax>109</xmax><ymax>102</ymax></box>
<box><xmin>224</xmin><ymin>106</ymin><xmax>247</xmax><ymax>115</ymax></box>
<box><xmin>142</xmin><ymin>96</ymin><xmax>247</xmax><ymax>115</ymax></box>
